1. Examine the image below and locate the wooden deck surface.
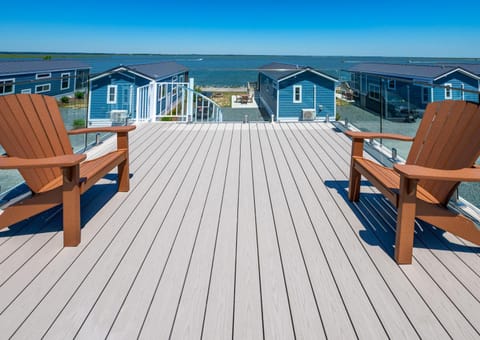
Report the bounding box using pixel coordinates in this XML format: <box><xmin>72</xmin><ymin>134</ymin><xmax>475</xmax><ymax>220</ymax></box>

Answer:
<box><xmin>0</xmin><ymin>122</ymin><xmax>479</xmax><ymax>339</ymax></box>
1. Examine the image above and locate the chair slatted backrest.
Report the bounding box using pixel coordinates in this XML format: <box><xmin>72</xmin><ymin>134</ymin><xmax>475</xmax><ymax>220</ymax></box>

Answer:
<box><xmin>407</xmin><ymin>100</ymin><xmax>480</xmax><ymax>205</ymax></box>
<box><xmin>0</xmin><ymin>94</ymin><xmax>73</xmax><ymax>193</ymax></box>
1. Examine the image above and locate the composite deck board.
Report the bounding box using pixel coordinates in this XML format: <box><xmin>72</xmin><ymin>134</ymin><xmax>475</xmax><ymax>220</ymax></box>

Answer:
<box><xmin>249</xmin><ymin>125</ymin><xmax>295</xmax><ymax>340</ymax></box>
<box><xmin>233</xmin><ymin>124</ymin><xmax>263</xmax><ymax>340</ymax></box>
<box><xmin>316</xmin><ymin>124</ymin><xmax>480</xmax><ymax>338</ymax></box>
<box><xmin>0</xmin><ymin>122</ymin><xmax>478</xmax><ymax>340</ymax></box>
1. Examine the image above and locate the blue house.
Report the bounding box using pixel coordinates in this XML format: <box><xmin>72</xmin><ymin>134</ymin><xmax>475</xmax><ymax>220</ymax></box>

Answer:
<box><xmin>348</xmin><ymin>63</ymin><xmax>480</xmax><ymax>119</ymax></box>
<box><xmin>258</xmin><ymin>63</ymin><xmax>338</xmax><ymax>121</ymax></box>
<box><xmin>88</xmin><ymin>62</ymin><xmax>189</xmax><ymax>125</ymax></box>
<box><xmin>0</xmin><ymin>60</ymin><xmax>90</xmax><ymax>98</ymax></box>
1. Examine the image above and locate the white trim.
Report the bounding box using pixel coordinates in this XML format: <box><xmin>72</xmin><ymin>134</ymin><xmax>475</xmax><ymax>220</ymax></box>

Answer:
<box><xmin>107</xmin><ymin>85</ymin><xmax>117</xmax><ymax>104</ymax></box>
<box><xmin>433</xmin><ymin>67</ymin><xmax>480</xmax><ymax>81</ymax></box>
<box><xmin>278</xmin><ymin>68</ymin><xmax>338</xmax><ymax>83</ymax></box>
<box><xmin>461</xmin><ymin>84</ymin><xmax>465</xmax><ymax>100</ymax></box>
<box><xmin>293</xmin><ymin>85</ymin><xmax>302</xmax><ymax>103</ymax></box>
<box><xmin>21</xmin><ymin>89</ymin><xmax>31</xmax><ymax>94</ymax></box>
<box><xmin>36</xmin><ymin>72</ymin><xmax>51</xmax><ymax>80</ymax></box>
<box><xmin>444</xmin><ymin>83</ymin><xmax>452</xmax><ymax>99</ymax></box>
<box><xmin>60</xmin><ymin>72</ymin><xmax>70</xmax><ymax>90</ymax></box>
<box><xmin>0</xmin><ymin>78</ymin><xmax>15</xmax><ymax>95</ymax></box>
<box><xmin>35</xmin><ymin>83</ymin><xmax>51</xmax><ymax>93</ymax></box>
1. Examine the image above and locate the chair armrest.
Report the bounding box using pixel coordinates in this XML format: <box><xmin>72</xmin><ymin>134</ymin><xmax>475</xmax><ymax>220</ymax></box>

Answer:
<box><xmin>394</xmin><ymin>164</ymin><xmax>480</xmax><ymax>182</ymax></box>
<box><xmin>67</xmin><ymin>125</ymin><xmax>136</xmax><ymax>135</ymax></box>
<box><xmin>344</xmin><ymin>130</ymin><xmax>414</xmax><ymax>142</ymax></box>
<box><xmin>0</xmin><ymin>154</ymin><xmax>86</xmax><ymax>170</ymax></box>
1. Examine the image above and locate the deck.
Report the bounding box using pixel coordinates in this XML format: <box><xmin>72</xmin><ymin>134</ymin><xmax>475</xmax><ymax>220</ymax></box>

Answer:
<box><xmin>1</xmin><ymin>122</ymin><xmax>479</xmax><ymax>339</ymax></box>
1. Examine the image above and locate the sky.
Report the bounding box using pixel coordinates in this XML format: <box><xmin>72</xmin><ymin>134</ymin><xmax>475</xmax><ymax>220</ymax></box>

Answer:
<box><xmin>2</xmin><ymin>0</ymin><xmax>480</xmax><ymax>57</ymax></box>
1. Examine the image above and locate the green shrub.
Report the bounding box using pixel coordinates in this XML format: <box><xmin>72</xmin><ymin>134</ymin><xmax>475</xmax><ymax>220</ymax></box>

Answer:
<box><xmin>75</xmin><ymin>91</ymin><xmax>85</xmax><ymax>99</ymax></box>
<box><xmin>72</xmin><ymin>118</ymin><xmax>86</xmax><ymax>129</ymax></box>
<box><xmin>61</xmin><ymin>96</ymin><xmax>70</xmax><ymax>104</ymax></box>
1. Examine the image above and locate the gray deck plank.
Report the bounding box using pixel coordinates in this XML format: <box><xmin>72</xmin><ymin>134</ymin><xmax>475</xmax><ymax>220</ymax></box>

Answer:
<box><xmin>202</xmin><ymin>124</ymin><xmax>240</xmax><ymax>340</ymax></box>
<box><xmin>258</xmin><ymin>124</ymin><xmax>326</xmax><ymax>339</ymax></box>
<box><xmin>232</xmin><ymin>124</ymin><xmax>263</xmax><ymax>340</ymax></box>
<box><xmin>46</xmin><ymin>124</ymin><xmax>201</xmax><ymax>339</ymax></box>
<box><xmin>169</xmin><ymin>124</ymin><xmax>232</xmax><ymax>339</ymax></box>
<box><xmin>249</xmin><ymin>125</ymin><xmax>295</xmax><ymax>340</ymax></box>
<box><xmin>4</xmin><ymin>123</ymin><xmax>194</xmax><ymax>338</ymax></box>
<box><xmin>138</xmin><ymin>124</ymin><xmax>225</xmax><ymax>339</ymax></box>
<box><xmin>0</xmin><ymin>122</ymin><xmax>478</xmax><ymax>340</ymax></box>
<box><xmin>307</xmin><ymin>123</ymin><xmax>479</xmax><ymax>338</ymax></box>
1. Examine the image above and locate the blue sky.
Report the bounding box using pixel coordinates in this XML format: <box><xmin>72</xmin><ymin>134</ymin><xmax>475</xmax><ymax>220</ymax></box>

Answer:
<box><xmin>2</xmin><ymin>0</ymin><xmax>480</xmax><ymax>57</ymax></box>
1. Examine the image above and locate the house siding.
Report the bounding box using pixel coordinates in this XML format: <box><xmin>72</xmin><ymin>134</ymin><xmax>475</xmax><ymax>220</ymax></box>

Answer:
<box><xmin>433</xmin><ymin>72</ymin><xmax>479</xmax><ymax>102</ymax></box>
<box><xmin>258</xmin><ymin>73</ymin><xmax>277</xmax><ymax>116</ymax></box>
<box><xmin>0</xmin><ymin>69</ymin><xmax>89</xmax><ymax>97</ymax></box>
<box><xmin>90</xmin><ymin>72</ymin><xmax>148</xmax><ymax>120</ymax></box>
<box><xmin>259</xmin><ymin>68</ymin><xmax>337</xmax><ymax>121</ymax></box>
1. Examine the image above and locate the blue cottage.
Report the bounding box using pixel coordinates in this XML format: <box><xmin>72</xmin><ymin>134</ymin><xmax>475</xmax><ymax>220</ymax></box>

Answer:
<box><xmin>89</xmin><ymin>62</ymin><xmax>189</xmax><ymax>125</ymax></box>
<box><xmin>258</xmin><ymin>63</ymin><xmax>338</xmax><ymax>121</ymax></box>
<box><xmin>348</xmin><ymin>63</ymin><xmax>480</xmax><ymax>119</ymax></box>
<box><xmin>0</xmin><ymin>60</ymin><xmax>90</xmax><ymax>98</ymax></box>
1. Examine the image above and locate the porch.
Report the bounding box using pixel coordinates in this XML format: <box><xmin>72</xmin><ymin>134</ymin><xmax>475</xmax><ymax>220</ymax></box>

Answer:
<box><xmin>0</xmin><ymin>122</ymin><xmax>479</xmax><ymax>339</ymax></box>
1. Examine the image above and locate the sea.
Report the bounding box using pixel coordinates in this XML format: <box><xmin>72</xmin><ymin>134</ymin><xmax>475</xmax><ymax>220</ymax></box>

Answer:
<box><xmin>4</xmin><ymin>53</ymin><xmax>480</xmax><ymax>87</ymax></box>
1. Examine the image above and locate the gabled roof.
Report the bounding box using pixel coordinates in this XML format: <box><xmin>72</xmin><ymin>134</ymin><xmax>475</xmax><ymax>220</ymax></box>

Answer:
<box><xmin>348</xmin><ymin>63</ymin><xmax>480</xmax><ymax>81</ymax></box>
<box><xmin>260</xmin><ymin>62</ymin><xmax>338</xmax><ymax>83</ymax></box>
<box><xmin>90</xmin><ymin>61</ymin><xmax>188</xmax><ymax>82</ymax></box>
<box><xmin>0</xmin><ymin>60</ymin><xmax>90</xmax><ymax>76</ymax></box>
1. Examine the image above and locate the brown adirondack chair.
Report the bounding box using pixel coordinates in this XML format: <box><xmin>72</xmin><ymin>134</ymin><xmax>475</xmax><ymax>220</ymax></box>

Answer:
<box><xmin>0</xmin><ymin>94</ymin><xmax>136</xmax><ymax>246</ymax></box>
<box><xmin>345</xmin><ymin>100</ymin><xmax>480</xmax><ymax>264</ymax></box>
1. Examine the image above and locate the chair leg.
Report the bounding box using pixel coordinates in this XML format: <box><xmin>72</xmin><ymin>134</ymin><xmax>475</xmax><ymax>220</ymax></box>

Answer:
<box><xmin>118</xmin><ymin>159</ymin><xmax>130</xmax><ymax>192</ymax></box>
<box><xmin>394</xmin><ymin>176</ymin><xmax>418</xmax><ymax>264</ymax></box>
<box><xmin>348</xmin><ymin>165</ymin><xmax>361</xmax><ymax>202</ymax></box>
<box><xmin>62</xmin><ymin>165</ymin><xmax>81</xmax><ymax>247</ymax></box>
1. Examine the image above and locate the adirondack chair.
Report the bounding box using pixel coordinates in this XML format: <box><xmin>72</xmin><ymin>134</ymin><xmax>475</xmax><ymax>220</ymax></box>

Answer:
<box><xmin>345</xmin><ymin>100</ymin><xmax>480</xmax><ymax>264</ymax></box>
<box><xmin>0</xmin><ymin>94</ymin><xmax>136</xmax><ymax>246</ymax></box>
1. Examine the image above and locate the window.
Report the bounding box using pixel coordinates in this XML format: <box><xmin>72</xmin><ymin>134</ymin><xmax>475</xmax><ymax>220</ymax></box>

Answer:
<box><xmin>388</xmin><ymin>80</ymin><xmax>396</xmax><ymax>90</ymax></box>
<box><xmin>422</xmin><ymin>87</ymin><xmax>429</xmax><ymax>103</ymax></box>
<box><xmin>0</xmin><ymin>78</ymin><xmax>15</xmax><ymax>94</ymax></box>
<box><xmin>35</xmin><ymin>84</ymin><xmax>51</xmax><ymax>93</ymax></box>
<box><xmin>21</xmin><ymin>89</ymin><xmax>31</xmax><ymax>94</ymax></box>
<box><xmin>107</xmin><ymin>85</ymin><xmax>117</xmax><ymax>104</ymax></box>
<box><xmin>368</xmin><ymin>84</ymin><xmax>380</xmax><ymax>101</ymax></box>
<box><xmin>61</xmin><ymin>73</ymin><xmax>70</xmax><ymax>90</ymax></box>
<box><xmin>293</xmin><ymin>85</ymin><xmax>302</xmax><ymax>103</ymax></box>
<box><xmin>36</xmin><ymin>73</ymin><xmax>51</xmax><ymax>79</ymax></box>
<box><xmin>444</xmin><ymin>83</ymin><xmax>452</xmax><ymax>99</ymax></box>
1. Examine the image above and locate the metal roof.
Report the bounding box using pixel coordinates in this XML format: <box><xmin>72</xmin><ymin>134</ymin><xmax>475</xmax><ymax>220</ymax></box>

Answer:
<box><xmin>91</xmin><ymin>61</ymin><xmax>188</xmax><ymax>81</ymax></box>
<box><xmin>259</xmin><ymin>62</ymin><xmax>338</xmax><ymax>83</ymax></box>
<box><xmin>0</xmin><ymin>60</ymin><xmax>90</xmax><ymax>76</ymax></box>
<box><xmin>348</xmin><ymin>63</ymin><xmax>480</xmax><ymax>81</ymax></box>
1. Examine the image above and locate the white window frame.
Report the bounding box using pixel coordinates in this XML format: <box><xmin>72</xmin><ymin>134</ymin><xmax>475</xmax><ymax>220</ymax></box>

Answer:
<box><xmin>0</xmin><ymin>78</ymin><xmax>15</xmax><ymax>95</ymax></box>
<box><xmin>35</xmin><ymin>83</ymin><xmax>51</xmax><ymax>93</ymax></box>
<box><xmin>60</xmin><ymin>72</ymin><xmax>70</xmax><ymax>90</ymax></box>
<box><xmin>444</xmin><ymin>83</ymin><xmax>452</xmax><ymax>99</ymax></box>
<box><xmin>107</xmin><ymin>85</ymin><xmax>117</xmax><ymax>104</ymax></box>
<box><xmin>36</xmin><ymin>72</ymin><xmax>51</xmax><ymax>80</ymax></box>
<box><xmin>21</xmin><ymin>89</ymin><xmax>32</xmax><ymax>94</ymax></box>
<box><xmin>388</xmin><ymin>79</ymin><xmax>396</xmax><ymax>90</ymax></box>
<box><xmin>293</xmin><ymin>85</ymin><xmax>302</xmax><ymax>103</ymax></box>
<box><xmin>368</xmin><ymin>84</ymin><xmax>381</xmax><ymax>101</ymax></box>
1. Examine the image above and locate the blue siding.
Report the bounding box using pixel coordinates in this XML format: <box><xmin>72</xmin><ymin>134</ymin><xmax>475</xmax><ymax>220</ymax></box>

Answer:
<box><xmin>90</xmin><ymin>73</ymin><xmax>148</xmax><ymax>120</ymax></box>
<box><xmin>0</xmin><ymin>69</ymin><xmax>88</xmax><ymax>97</ymax></box>
<box><xmin>260</xmin><ymin>70</ymin><xmax>336</xmax><ymax>120</ymax></box>
<box><xmin>278</xmin><ymin>72</ymin><xmax>335</xmax><ymax>119</ymax></box>
<box><xmin>258</xmin><ymin>73</ymin><xmax>277</xmax><ymax>115</ymax></box>
<box><xmin>433</xmin><ymin>71</ymin><xmax>479</xmax><ymax>103</ymax></box>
